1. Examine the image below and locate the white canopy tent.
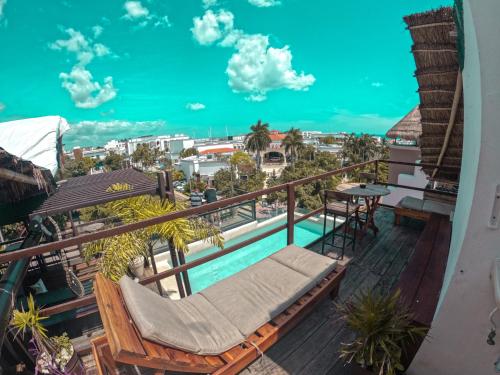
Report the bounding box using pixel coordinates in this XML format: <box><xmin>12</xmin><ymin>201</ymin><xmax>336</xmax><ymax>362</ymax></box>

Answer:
<box><xmin>0</xmin><ymin>116</ymin><xmax>70</xmax><ymax>176</ymax></box>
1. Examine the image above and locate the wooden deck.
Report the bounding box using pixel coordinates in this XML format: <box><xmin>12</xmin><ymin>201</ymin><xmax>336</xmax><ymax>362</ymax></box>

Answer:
<box><xmin>83</xmin><ymin>207</ymin><xmax>425</xmax><ymax>375</ymax></box>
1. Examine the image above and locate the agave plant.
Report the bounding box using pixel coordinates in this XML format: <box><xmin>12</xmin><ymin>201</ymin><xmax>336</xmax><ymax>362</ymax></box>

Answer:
<box><xmin>337</xmin><ymin>290</ymin><xmax>427</xmax><ymax>375</ymax></box>
<box><xmin>84</xmin><ymin>183</ymin><xmax>224</xmax><ymax>281</ymax></box>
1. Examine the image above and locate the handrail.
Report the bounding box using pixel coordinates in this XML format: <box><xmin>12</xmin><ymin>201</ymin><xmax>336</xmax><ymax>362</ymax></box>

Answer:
<box><xmin>17</xmin><ymin>159</ymin><xmax>460</xmax><ymax>319</ymax></box>
<box><xmin>0</xmin><ymin>160</ymin><xmax>374</xmax><ymax>264</ymax></box>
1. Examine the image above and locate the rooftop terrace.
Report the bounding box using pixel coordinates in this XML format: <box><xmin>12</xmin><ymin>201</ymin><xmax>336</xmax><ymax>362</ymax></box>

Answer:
<box><xmin>81</xmin><ymin>207</ymin><xmax>426</xmax><ymax>374</ymax></box>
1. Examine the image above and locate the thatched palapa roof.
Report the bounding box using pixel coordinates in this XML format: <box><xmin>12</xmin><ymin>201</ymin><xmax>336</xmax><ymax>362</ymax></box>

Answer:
<box><xmin>386</xmin><ymin>106</ymin><xmax>422</xmax><ymax>142</ymax></box>
<box><xmin>0</xmin><ymin>147</ymin><xmax>55</xmax><ymax>205</ymax></box>
<box><xmin>404</xmin><ymin>6</ymin><xmax>463</xmax><ymax>182</ymax></box>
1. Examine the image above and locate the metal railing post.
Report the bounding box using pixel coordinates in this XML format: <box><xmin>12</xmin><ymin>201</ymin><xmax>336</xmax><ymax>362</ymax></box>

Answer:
<box><xmin>287</xmin><ymin>184</ymin><xmax>295</xmax><ymax>245</ymax></box>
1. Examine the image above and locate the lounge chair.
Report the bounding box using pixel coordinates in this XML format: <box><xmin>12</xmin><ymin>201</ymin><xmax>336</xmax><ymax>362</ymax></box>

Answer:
<box><xmin>92</xmin><ymin>245</ymin><xmax>346</xmax><ymax>374</ymax></box>
<box><xmin>394</xmin><ymin>196</ymin><xmax>454</xmax><ymax>225</ymax></box>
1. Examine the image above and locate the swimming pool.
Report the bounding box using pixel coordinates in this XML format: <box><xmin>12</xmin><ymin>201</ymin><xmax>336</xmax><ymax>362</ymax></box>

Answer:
<box><xmin>185</xmin><ymin>219</ymin><xmax>325</xmax><ymax>293</ymax></box>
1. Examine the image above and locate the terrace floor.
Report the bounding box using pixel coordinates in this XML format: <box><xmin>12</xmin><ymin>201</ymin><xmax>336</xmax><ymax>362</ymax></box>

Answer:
<box><xmin>83</xmin><ymin>207</ymin><xmax>425</xmax><ymax>375</ymax></box>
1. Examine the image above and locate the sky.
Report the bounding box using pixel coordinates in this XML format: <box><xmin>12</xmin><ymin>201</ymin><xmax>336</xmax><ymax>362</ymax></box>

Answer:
<box><xmin>0</xmin><ymin>0</ymin><xmax>450</xmax><ymax>149</ymax></box>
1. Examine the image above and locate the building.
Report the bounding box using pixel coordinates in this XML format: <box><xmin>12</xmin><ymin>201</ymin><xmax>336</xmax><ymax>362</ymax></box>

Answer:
<box><xmin>176</xmin><ymin>155</ymin><xmax>230</xmax><ymax>185</ymax></box>
<box><xmin>383</xmin><ymin>106</ymin><xmax>427</xmax><ymax>206</ymax></box>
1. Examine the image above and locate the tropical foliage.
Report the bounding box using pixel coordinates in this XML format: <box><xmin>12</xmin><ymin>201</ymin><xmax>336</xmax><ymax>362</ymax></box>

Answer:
<box><xmin>281</xmin><ymin>127</ymin><xmax>304</xmax><ymax>166</ymax></box>
<box><xmin>245</xmin><ymin>120</ymin><xmax>272</xmax><ymax>170</ymax></box>
<box><xmin>179</xmin><ymin>147</ymin><xmax>199</xmax><ymax>158</ymax></box>
<box><xmin>132</xmin><ymin>143</ymin><xmax>163</xmax><ymax>168</ymax></box>
<box><xmin>62</xmin><ymin>156</ymin><xmax>96</xmax><ymax>178</ymax></box>
<box><xmin>337</xmin><ymin>290</ymin><xmax>427</xmax><ymax>375</ymax></box>
<box><xmin>84</xmin><ymin>183</ymin><xmax>224</xmax><ymax>281</ymax></box>
<box><xmin>103</xmin><ymin>151</ymin><xmax>125</xmax><ymax>171</ymax></box>
<box><xmin>229</xmin><ymin>150</ymin><xmax>255</xmax><ymax>176</ymax></box>
<box><xmin>266</xmin><ymin>151</ymin><xmax>341</xmax><ymax>210</ymax></box>
<box><xmin>214</xmin><ymin>166</ymin><xmax>266</xmax><ymax>197</ymax></box>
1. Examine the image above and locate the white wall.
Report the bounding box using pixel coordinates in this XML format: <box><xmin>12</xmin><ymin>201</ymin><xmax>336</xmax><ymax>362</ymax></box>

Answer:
<box><xmin>409</xmin><ymin>1</ymin><xmax>500</xmax><ymax>373</ymax></box>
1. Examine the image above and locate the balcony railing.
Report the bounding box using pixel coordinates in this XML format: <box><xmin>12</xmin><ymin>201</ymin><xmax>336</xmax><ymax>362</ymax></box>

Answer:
<box><xmin>0</xmin><ymin>159</ymin><xmax>460</xmax><ymax>330</ymax></box>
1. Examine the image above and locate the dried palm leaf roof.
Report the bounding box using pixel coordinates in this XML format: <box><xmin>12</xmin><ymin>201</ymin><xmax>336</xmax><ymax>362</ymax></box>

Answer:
<box><xmin>386</xmin><ymin>106</ymin><xmax>422</xmax><ymax>141</ymax></box>
<box><xmin>404</xmin><ymin>6</ymin><xmax>463</xmax><ymax>182</ymax></box>
<box><xmin>0</xmin><ymin>147</ymin><xmax>55</xmax><ymax>205</ymax></box>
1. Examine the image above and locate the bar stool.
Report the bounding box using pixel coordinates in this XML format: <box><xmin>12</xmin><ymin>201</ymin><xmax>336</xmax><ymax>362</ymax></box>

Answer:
<box><xmin>321</xmin><ymin>190</ymin><xmax>360</xmax><ymax>260</ymax></box>
<box><xmin>357</xmin><ymin>172</ymin><xmax>377</xmax><ymax>226</ymax></box>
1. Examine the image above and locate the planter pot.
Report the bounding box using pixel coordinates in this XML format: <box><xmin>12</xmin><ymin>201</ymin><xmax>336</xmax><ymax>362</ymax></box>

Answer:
<box><xmin>129</xmin><ymin>257</ymin><xmax>145</xmax><ymax>278</ymax></box>
<box><xmin>342</xmin><ymin>362</ymin><xmax>374</xmax><ymax>375</ymax></box>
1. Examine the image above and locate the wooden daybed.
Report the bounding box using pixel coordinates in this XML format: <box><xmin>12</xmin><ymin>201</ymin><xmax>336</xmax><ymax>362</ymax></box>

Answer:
<box><xmin>394</xmin><ymin>196</ymin><xmax>454</xmax><ymax>225</ymax></box>
<box><xmin>92</xmin><ymin>245</ymin><xmax>346</xmax><ymax>374</ymax></box>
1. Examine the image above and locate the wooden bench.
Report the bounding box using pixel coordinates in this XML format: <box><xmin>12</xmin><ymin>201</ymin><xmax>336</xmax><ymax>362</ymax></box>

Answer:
<box><xmin>91</xmin><ymin>266</ymin><xmax>346</xmax><ymax>375</ymax></box>
<box><xmin>394</xmin><ymin>213</ymin><xmax>452</xmax><ymax>326</ymax></box>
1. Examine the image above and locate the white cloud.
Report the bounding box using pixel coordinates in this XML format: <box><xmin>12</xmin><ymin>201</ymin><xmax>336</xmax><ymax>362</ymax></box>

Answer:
<box><xmin>92</xmin><ymin>25</ymin><xmax>103</xmax><ymax>38</ymax></box>
<box><xmin>0</xmin><ymin>102</ymin><xmax>5</xmax><ymax>112</ymax></box>
<box><xmin>123</xmin><ymin>1</ymin><xmax>149</xmax><ymax>19</ymax></box>
<box><xmin>371</xmin><ymin>81</ymin><xmax>384</xmax><ymax>88</ymax></box>
<box><xmin>186</xmin><ymin>102</ymin><xmax>206</xmax><ymax>111</ymax></box>
<box><xmin>123</xmin><ymin>1</ymin><xmax>171</xmax><ymax>28</ymax></box>
<box><xmin>227</xmin><ymin>34</ymin><xmax>315</xmax><ymax>101</ymax></box>
<box><xmin>203</xmin><ymin>0</ymin><xmax>218</xmax><ymax>8</ymax></box>
<box><xmin>66</xmin><ymin>120</ymin><xmax>166</xmax><ymax>147</ymax></box>
<box><xmin>59</xmin><ymin>66</ymin><xmax>117</xmax><ymax>108</ymax></box>
<box><xmin>245</xmin><ymin>94</ymin><xmax>266</xmax><ymax>102</ymax></box>
<box><xmin>191</xmin><ymin>9</ymin><xmax>314</xmax><ymax>101</ymax></box>
<box><xmin>191</xmin><ymin>9</ymin><xmax>235</xmax><ymax>46</ymax></box>
<box><xmin>51</xmin><ymin>28</ymin><xmax>116</xmax><ymax>108</ymax></box>
<box><xmin>49</xmin><ymin>28</ymin><xmax>111</xmax><ymax>65</ymax></box>
<box><xmin>94</xmin><ymin>43</ymin><xmax>110</xmax><ymax>57</ymax></box>
<box><xmin>0</xmin><ymin>0</ymin><xmax>6</xmax><ymax>19</ymax></box>
<box><xmin>248</xmin><ymin>0</ymin><xmax>281</xmax><ymax>7</ymax></box>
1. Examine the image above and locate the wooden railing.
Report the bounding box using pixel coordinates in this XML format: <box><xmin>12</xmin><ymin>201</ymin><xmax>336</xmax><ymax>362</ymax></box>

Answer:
<box><xmin>0</xmin><ymin>159</ymin><xmax>460</xmax><ymax>320</ymax></box>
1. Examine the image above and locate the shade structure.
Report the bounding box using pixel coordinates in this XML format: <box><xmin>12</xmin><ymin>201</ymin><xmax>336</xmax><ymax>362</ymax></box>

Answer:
<box><xmin>404</xmin><ymin>6</ymin><xmax>463</xmax><ymax>182</ymax></box>
<box><xmin>30</xmin><ymin>168</ymin><xmax>160</xmax><ymax>218</ymax></box>
<box><xmin>386</xmin><ymin>106</ymin><xmax>422</xmax><ymax>142</ymax></box>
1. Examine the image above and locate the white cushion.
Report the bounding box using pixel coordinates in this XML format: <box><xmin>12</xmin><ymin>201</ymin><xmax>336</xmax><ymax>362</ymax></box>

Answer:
<box><xmin>270</xmin><ymin>244</ymin><xmax>337</xmax><ymax>281</ymax></box>
<box><xmin>119</xmin><ymin>276</ymin><xmax>244</xmax><ymax>355</ymax></box>
<box><xmin>399</xmin><ymin>196</ymin><xmax>424</xmax><ymax>211</ymax></box>
<box><xmin>200</xmin><ymin>258</ymin><xmax>313</xmax><ymax>336</ymax></box>
<box><xmin>422</xmin><ymin>199</ymin><xmax>455</xmax><ymax>216</ymax></box>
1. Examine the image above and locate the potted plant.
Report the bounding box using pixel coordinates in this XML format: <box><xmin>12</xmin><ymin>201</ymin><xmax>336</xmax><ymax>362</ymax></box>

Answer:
<box><xmin>11</xmin><ymin>295</ymin><xmax>84</xmax><ymax>374</ymax></box>
<box><xmin>337</xmin><ymin>290</ymin><xmax>427</xmax><ymax>375</ymax></box>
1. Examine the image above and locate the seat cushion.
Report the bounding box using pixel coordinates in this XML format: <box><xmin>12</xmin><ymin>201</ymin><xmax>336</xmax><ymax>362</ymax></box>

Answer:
<box><xmin>200</xmin><ymin>258</ymin><xmax>313</xmax><ymax>336</ymax></box>
<box><xmin>270</xmin><ymin>244</ymin><xmax>337</xmax><ymax>281</ymax></box>
<box><xmin>119</xmin><ymin>276</ymin><xmax>244</xmax><ymax>355</ymax></box>
<box><xmin>399</xmin><ymin>196</ymin><xmax>424</xmax><ymax>211</ymax></box>
<box><xmin>422</xmin><ymin>199</ymin><xmax>454</xmax><ymax>216</ymax></box>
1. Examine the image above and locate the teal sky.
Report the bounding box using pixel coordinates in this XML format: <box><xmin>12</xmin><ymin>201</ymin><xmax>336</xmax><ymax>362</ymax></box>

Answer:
<box><xmin>0</xmin><ymin>0</ymin><xmax>450</xmax><ymax>149</ymax></box>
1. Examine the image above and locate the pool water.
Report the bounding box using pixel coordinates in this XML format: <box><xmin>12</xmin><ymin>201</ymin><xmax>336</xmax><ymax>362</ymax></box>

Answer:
<box><xmin>186</xmin><ymin>219</ymin><xmax>324</xmax><ymax>293</ymax></box>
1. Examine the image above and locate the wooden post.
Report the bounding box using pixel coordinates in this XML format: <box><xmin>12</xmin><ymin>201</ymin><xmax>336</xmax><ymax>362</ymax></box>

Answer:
<box><xmin>157</xmin><ymin>171</ymin><xmax>167</xmax><ymax>200</ymax></box>
<box><xmin>148</xmin><ymin>243</ymin><xmax>163</xmax><ymax>297</ymax></box>
<box><xmin>287</xmin><ymin>183</ymin><xmax>295</xmax><ymax>245</ymax></box>
<box><xmin>168</xmin><ymin>240</ymin><xmax>186</xmax><ymax>299</ymax></box>
<box><xmin>177</xmin><ymin>251</ymin><xmax>192</xmax><ymax>296</ymax></box>
<box><xmin>68</xmin><ymin>211</ymin><xmax>82</xmax><ymax>254</ymax></box>
<box><xmin>164</xmin><ymin>170</ymin><xmax>176</xmax><ymax>203</ymax></box>
<box><xmin>375</xmin><ymin>160</ymin><xmax>379</xmax><ymax>184</ymax></box>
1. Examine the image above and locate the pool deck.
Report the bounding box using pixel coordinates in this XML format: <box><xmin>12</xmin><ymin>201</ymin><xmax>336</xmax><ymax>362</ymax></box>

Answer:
<box><xmin>83</xmin><ymin>207</ymin><xmax>425</xmax><ymax>374</ymax></box>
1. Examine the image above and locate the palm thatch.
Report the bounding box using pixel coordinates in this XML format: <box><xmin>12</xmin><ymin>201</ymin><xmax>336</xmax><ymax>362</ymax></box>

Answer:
<box><xmin>404</xmin><ymin>6</ymin><xmax>463</xmax><ymax>182</ymax></box>
<box><xmin>386</xmin><ymin>106</ymin><xmax>422</xmax><ymax>142</ymax></box>
<box><xmin>0</xmin><ymin>147</ymin><xmax>55</xmax><ymax>205</ymax></box>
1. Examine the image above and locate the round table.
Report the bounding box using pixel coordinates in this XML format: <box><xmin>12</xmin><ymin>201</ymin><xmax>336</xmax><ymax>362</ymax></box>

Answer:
<box><xmin>336</xmin><ymin>183</ymin><xmax>390</xmax><ymax>235</ymax></box>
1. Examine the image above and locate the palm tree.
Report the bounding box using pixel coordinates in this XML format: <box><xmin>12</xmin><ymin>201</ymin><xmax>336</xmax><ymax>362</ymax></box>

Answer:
<box><xmin>84</xmin><ymin>183</ymin><xmax>224</xmax><ymax>281</ymax></box>
<box><xmin>281</xmin><ymin>127</ymin><xmax>304</xmax><ymax>166</ymax></box>
<box><xmin>245</xmin><ymin>120</ymin><xmax>272</xmax><ymax>170</ymax></box>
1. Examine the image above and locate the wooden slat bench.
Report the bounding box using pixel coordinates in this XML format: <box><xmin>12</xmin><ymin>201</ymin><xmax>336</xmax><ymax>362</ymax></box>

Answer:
<box><xmin>394</xmin><ymin>213</ymin><xmax>452</xmax><ymax>326</ymax></box>
<box><xmin>91</xmin><ymin>265</ymin><xmax>346</xmax><ymax>375</ymax></box>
